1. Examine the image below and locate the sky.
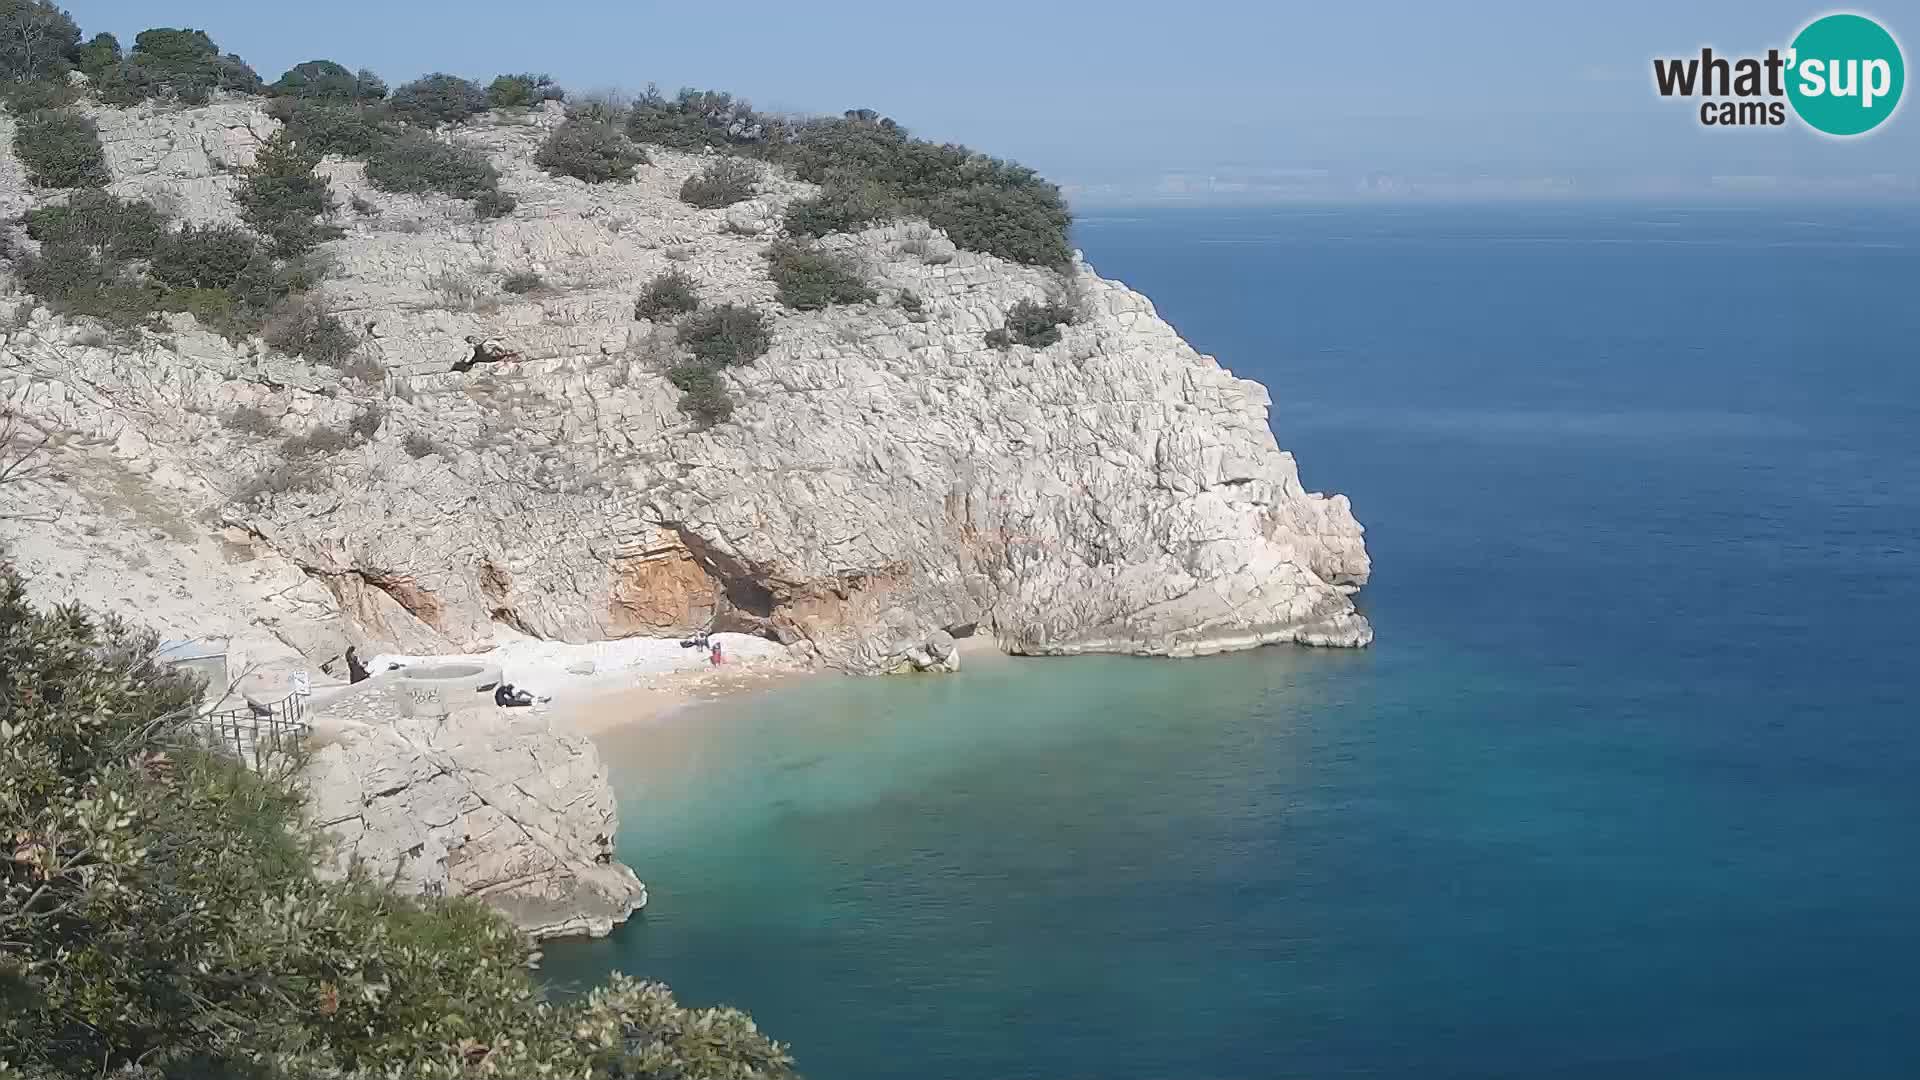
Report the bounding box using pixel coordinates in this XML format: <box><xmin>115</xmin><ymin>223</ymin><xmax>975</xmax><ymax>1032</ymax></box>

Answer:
<box><xmin>63</xmin><ymin>0</ymin><xmax>1920</xmax><ymax>204</ymax></box>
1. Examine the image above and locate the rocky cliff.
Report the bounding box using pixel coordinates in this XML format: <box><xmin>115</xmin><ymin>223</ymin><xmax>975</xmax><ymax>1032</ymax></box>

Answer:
<box><xmin>0</xmin><ymin>97</ymin><xmax>1370</xmax><ymax>675</ymax></box>
<box><xmin>304</xmin><ymin>685</ymin><xmax>646</xmax><ymax>940</ymax></box>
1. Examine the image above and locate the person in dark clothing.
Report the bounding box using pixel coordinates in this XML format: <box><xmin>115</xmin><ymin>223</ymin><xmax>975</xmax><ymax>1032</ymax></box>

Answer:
<box><xmin>494</xmin><ymin>682</ymin><xmax>541</xmax><ymax>708</ymax></box>
<box><xmin>345</xmin><ymin>646</ymin><xmax>370</xmax><ymax>684</ymax></box>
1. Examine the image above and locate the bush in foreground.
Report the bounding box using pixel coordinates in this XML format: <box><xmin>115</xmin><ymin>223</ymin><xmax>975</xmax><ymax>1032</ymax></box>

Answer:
<box><xmin>677</xmin><ymin>302</ymin><xmax>771</xmax><ymax>368</ymax></box>
<box><xmin>634</xmin><ymin>269</ymin><xmax>700</xmax><ymax>322</ymax></box>
<box><xmin>668</xmin><ymin>361</ymin><xmax>735</xmax><ymax>426</ymax></box>
<box><xmin>766</xmin><ymin>241</ymin><xmax>875</xmax><ymax>312</ymax></box>
<box><xmin>269</xmin><ymin>59</ymin><xmax>387</xmax><ymax>103</ymax></box>
<box><xmin>265</xmin><ymin>97</ymin><xmax>391</xmax><ymax>157</ymax></box>
<box><xmin>488</xmin><ymin>72</ymin><xmax>563</xmax><ymax>109</ymax></box>
<box><xmin>11</xmin><ymin>109</ymin><xmax>109</xmax><ymax>189</ymax></box>
<box><xmin>0</xmin><ymin>0</ymin><xmax>80</xmax><ymax>83</ymax></box>
<box><xmin>386</xmin><ymin>73</ymin><xmax>489</xmax><ymax>127</ymax></box>
<box><xmin>234</xmin><ymin>130</ymin><xmax>342</xmax><ymax>256</ymax></box>
<box><xmin>625</xmin><ymin>86</ymin><xmax>774</xmax><ymax>150</ymax></box>
<box><xmin>0</xmin><ymin>559</ymin><xmax>796</xmax><ymax>1077</ymax></box>
<box><xmin>679</xmin><ymin>158</ymin><xmax>760</xmax><ymax>209</ymax></box>
<box><xmin>93</xmin><ymin>27</ymin><xmax>262</xmax><ymax>106</ymax></box>
<box><xmin>985</xmin><ymin>297</ymin><xmax>1078</xmax><ymax>349</ymax></box>
<box><xmin>365</xmin><ymin>129</ymin><xmax>506</xmax><ymax>209</ymax></box>
<box><xmin>535</xmin><ymin>118</ymin><xmax>647</xmax><ymax>183</ymax></box>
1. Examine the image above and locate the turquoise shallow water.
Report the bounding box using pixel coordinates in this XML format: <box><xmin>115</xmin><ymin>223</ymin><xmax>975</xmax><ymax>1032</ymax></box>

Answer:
<box><xmin>546</xmin><ymin>204</ymin><xmax>1920</xmax><ymax>1078</ymax></box>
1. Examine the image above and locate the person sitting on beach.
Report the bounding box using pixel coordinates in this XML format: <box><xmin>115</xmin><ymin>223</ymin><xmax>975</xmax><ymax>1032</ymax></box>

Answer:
<box><xmin>494</xmin><ymin>682</ymin><xmax>539</xmax><ymax>708</ymax></box>
<box><xmin>709</xmin><ymin>640</ymin><xmax>724</xmax><ymax>666</ymax></box>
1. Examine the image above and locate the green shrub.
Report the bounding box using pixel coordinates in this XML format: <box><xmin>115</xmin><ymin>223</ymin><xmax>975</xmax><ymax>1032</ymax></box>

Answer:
<box><xmin>634</xmin><ymin>269</ymin><xmax>699</xmax><ymax>322</ymax></box>
<box><xmin>677</xmin><ymin>302</ymin><xmax>771</xmax><ymax>367</ymax></box>
<box><xmin>679</xmin><ymin>157</ymin><xmax>760</xmax><ymax>209</ymax></box>
<box><xmin>472</xmin><ymin>187</ymin><xmax>517</xmax><ymax>219</ymax></box>
<box><xmin>234</xmin><ymin>129</ymin><xmax>341</xmax><ymax>255</ymax></box>
<box><xmin>487</xmin><ymin>72</ymin><xmax>562</xmax><ymax>109</ymax></box>
<box><xmin>783</xmin><ymin>174</ymin><xmax>894</xmax><ymax>236</ymax></box>
<box><xmin>70</xmin><ymin>31</ymin><xmax>121</xmax><ymax>77</ymax></box>
<box><xmin>767</xmin><ymin>113</ymin><xmax>1073</xmax><ymax>266</ymax></box>
<box><xmin>668</xmin><ymin>361</ymin><xmax>734</xmax><ymax>426</ymax></box>
<box><xmin>0</xmin><ymin>77</ymin><xmax>79</xmax><ymax>111</ymax></box>
<box><xmin>985</xmin><ymin>298</ymin><xmax>1078</xmax><ymax>349</ymax></box>
<box><xmin>567</xmin><ymin>89</ymin><xmax>627</xmax><ymax>125</ymax></box>
<box><xmin>266</xmin><ymin>59</ymin><xmax>385</xmax><ymax>104</ymax></box>
<box><xmin>534</xmin><ymin>118</ymin><xmax>646</xmax><ymax>183</ymax></box>
<box><xmin>16</xmin><ymin>243</ymin><xmax>152</xmax><ymax>326</ymax></box>
<box><xmin>625</xmin><ymin>85</ymin><xmax>773</xmax><ymax>150</ymax></box>
<box><xmin>269</xmin><ymin>58</ymin><xmax>352</xmax><ymax>99</ymax></box>
<box><xmin>898</xmin><ymin>289</ymin><xmax>924</xmax><ymax>314</ymax></box>
<box><xmin>263</xmin><ymin>296</ymin><xmax>356</xmax><ymax>364</ymax></box>
<box><xmin>927</xmin><ymin>184</ymin><xmax>1073</xmax><ymax>269</ymax></box>
<box><xmin>0</xmin><ymin>0</ymin><xmax>80</xmax><ymax>82</ymax></box>
<box><xmin>502</xmin><ymin>270</ymin><xmax>543</xmax><ymax>294</ymax></box>
<box><xmin>0</xmin><ymin>560</ymin><xmax>796</xmax><ymax>1076</ymax></box>
<box><xmin>22</xmin><ymin>191</ymin><xmax>167</xmax><ymax>259</ymax></box>
<box><xmin>94</xmin><ymin>27</ymin><xmax>262</xmax><ymax>105</ymax></box>
<box><xmin>387</xmin><ymin>72</ymin><xmax>487</xmax><ymax>127</ymax></box>
<box><xmin>12</xmin><ymin>109</ymin><xmax>109</xmax><ymax>188</ymax></box>
<box><xmin>365</xmin><ymin>129</ymin><xmax>501</xmax><ymax>202</ymax></box>
<box><xmin>265</xmin><ymin>97</ymin><xmax>391</xmax><ymax>157</ymax></box>
<box><xmin>766</xmin><ymin>241</ymin><xmax>875</xmax><ymax>311</ymax></box>
<box><xmin>148</xmin><ymin>223</ymin><xmax>263</xmax><ymax>290</ymax></box>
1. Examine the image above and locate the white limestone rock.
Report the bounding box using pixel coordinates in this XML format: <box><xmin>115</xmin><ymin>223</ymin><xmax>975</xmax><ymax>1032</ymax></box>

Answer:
<box><xmin>0</xmin><ymin>97</ymin><xmax>1372</xmax><ymax>680</ymax></box>
<box><xmin>303</xmin><ymin>687</ymin><xmax>646</xmax><ymax>940</ymax></box>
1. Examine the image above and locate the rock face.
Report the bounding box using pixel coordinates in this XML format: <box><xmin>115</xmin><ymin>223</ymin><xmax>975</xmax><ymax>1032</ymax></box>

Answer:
<box><xmin>0</xmin><ymin>98</ymin><xmax>1371</xmax><ymax>676</ymax></box>
<box><xmin>303</xmin><ymin>684</ymin><xmax>647</xmax><ymax>940</ymax></box>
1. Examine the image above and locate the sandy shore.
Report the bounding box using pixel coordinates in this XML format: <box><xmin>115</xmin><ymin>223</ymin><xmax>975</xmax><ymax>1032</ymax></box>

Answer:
<box><xmin>365</xmin><ymin>631</ymin><xmax>812</xmax><ymax>734</ymax></box>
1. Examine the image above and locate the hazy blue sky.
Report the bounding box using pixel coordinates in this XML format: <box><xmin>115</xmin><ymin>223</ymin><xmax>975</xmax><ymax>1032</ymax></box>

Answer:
<box><xmin>64</xmin><ymin>0</ymin><xmax>1920</xmax><ymax>202</ymax></box>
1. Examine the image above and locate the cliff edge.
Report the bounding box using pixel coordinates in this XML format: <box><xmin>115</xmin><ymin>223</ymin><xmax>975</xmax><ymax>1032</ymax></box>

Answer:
<box><xmin>0</xmin><ymin>98</ymin><xmax>1370</xmax><ymax>675</ymax></box>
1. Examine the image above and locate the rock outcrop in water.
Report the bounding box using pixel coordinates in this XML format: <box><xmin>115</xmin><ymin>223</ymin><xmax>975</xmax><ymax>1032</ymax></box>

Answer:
<box><xmin>303</xmin><ymin>685</ymin><xmax>646</xmax><ymax>940</ymax></box>
<box><xmin>0</xmin><ymin>98</ymin><xmax>1371</xmax><ymax>676</ymax></box>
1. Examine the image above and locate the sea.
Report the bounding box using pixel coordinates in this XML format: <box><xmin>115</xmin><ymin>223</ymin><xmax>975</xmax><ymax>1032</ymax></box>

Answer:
<box><xmin>544</xmin><ymin>202</ymin><xmax>1920</xmax><ymax>1079</ymax></box>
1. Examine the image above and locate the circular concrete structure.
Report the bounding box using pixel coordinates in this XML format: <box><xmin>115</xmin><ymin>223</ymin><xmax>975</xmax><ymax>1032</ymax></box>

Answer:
<box><xmin>394</xmin><ymin>661</ymin><xmax>502</xmax><ymax>718</ymax></box>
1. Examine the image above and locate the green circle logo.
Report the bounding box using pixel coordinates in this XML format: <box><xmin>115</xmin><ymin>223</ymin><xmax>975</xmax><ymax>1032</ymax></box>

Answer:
<box><xmin>1787</xmin><ymin>13</ymin><xmax>1905</xmax><ymax>135</ymax></box>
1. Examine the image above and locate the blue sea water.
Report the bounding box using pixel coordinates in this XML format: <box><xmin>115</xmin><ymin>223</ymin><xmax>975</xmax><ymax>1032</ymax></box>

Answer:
<box><xmin>544</xmin><ymin>203</ymin><xmax>1920</xmax><ymax>1079</ymax></box>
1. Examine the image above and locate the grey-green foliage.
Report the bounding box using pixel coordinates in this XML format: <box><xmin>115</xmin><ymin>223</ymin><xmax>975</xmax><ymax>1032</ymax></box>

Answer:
<box><xmin>11</xmin><ymin>109</ymin><xmax>109</xmax><ymax>188</ymax></box>
<box><xmin>487</xmin><ymin>72</ymin><xmax>563</xmax><ymax>108</ymax></box>
<box><xmin>93</xmin><ymin>27</ymin><xmax>263</xmax><ymax>106</ymax></box>
<box><xmin>677</xmin><ymin>302</ymin><xmax>771</xmax><ymax>368</ymax></box>
<box><xmin>625</xmin><ymin>85</ymin><xmax>775</xmax><ymax>150</ymax></box>
<box><xmin>633</xmin><ymin>269</ymin><xmax>700</xmax><ymax>322</ymax></box>
<box><xmin>534</xmin><ymin>118</ymin><xmax>647</xmax><ymax>183</ymax></box>
<box><xmin>269</xmin><ymin>59</ymin><xmax>388</xmax><ymax>103</ymax></box>
<box><xmin>0</xmin><ymin>560</ymin><xmax>799</xmax><ymax>1078</ymax></box>
<box><xmin>364</xmin><ymin>129</ymin><xmax>510</xmax><ymax>214</ymax></box>
<box><xmin>772</xmin><ymin>112</ymin><xmax>1073</xmax><ymax>267</ymax></box>
<box><xmin>0</xmin><ymin>0</ymin><xmax>80</xmax><ymax>83</ymax></box>
<box><xmin>985</xmin><ymin>297</ymin><xmax>1078</xmax><ymax>349</ymax></box>
<box><xmin>678</xmin><ymin>157</ymin><xmax>760</xmax><ymax>209</ymax></box>
<box><xmin>386</xmin><ymin>72</ymin><xmax>488</xmax><ymax>127</ymax></box>
<box><xmin>234</xmin><ymin>129</ymin><xmax>342</xmax><ymax>256</ymax></box>
<box><xmin>766</xmin><ymin>241</ymin><xmax>875</xmax><ymax>312</ymax></box>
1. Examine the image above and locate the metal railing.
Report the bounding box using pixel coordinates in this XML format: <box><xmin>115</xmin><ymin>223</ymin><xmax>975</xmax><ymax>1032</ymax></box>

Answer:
<box><xmin>187</xmin><ymin>691</ymin><xmax>311</xmax><ymax>769</ymax></box>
